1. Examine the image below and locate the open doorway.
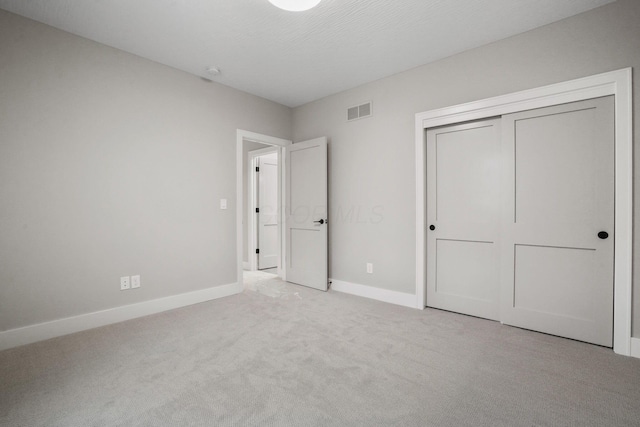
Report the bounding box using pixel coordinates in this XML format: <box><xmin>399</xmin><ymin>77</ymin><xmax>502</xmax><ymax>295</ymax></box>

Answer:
<box><xmin>236</xmin><ymin>130</ymin><xmax>291</xmax><ymax>290</ymax></box>
<box><xmin>247</xmin><ymin>146</ymin><xmax>279</xmax><ymax>274</ymax></box>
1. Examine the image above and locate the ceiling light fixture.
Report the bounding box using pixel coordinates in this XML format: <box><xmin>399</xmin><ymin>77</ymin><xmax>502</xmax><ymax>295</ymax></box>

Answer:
<box><xmin>268</xmin><ymin>0</ymin><xmax>322</xmax><ymax>12</ymax></box>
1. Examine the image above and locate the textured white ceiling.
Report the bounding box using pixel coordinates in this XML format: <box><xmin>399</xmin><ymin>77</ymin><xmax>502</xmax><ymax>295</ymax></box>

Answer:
<box><xmin>0</xmin><ymin>0</ymin><xmax>615</xmax><ymax>107</ymax></box>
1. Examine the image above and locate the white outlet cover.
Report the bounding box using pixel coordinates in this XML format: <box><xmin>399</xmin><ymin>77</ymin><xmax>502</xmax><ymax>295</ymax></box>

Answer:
<box><xmin>131</xmin><ymin>275</ymin><xmax>141</xmax><ymax>289</ymax></box>
<box><xmin>120</xmin><ymin>276</ymin><xmax>130</xmax><ymax>290</ymax></box>
<box><xmin>366</xmin><ymin>263</ymin><xmax>373</xmax><ymax>274</ymax></box>
<box><xmin>220</xmin><ymin>199</ymin><xmax>228</xmax><ymax>210</ymax></box>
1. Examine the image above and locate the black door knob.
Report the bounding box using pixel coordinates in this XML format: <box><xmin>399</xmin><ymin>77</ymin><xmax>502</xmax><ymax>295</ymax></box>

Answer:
<box><xmin>429</xmin><ymin>225</ymin><xmax>435</xmax><ymax>231</ymax></box>
<box><xmin>598</xmin><ymin>231</ymin><xmax>609</xmax><ymax>239</ymax></box>
<box><xmin>314</xmin><ymin>219</ymin><xmax>325</xmax><ymax>225</ymax></box>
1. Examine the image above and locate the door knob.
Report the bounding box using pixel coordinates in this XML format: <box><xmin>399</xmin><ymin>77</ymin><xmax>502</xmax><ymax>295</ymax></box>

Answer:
<box><xmin>597</xmin><ymin>231</ymin><xmax>609</xmax><ymax>239</ymax></box>
<box><xmin>314</xmin><ymin>219</ymin><xmax>326</xmax><ymax>225</ymax></box>
<box><xmin>429</xmin><ymin>225</ymin><xmax>435</xmax><ymax>231</ymax></box>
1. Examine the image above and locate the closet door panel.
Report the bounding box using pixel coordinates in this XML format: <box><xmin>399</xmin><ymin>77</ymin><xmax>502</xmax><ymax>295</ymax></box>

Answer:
<box><xmin>500</xmin><ymin>96</ymin><xmax>614</xmax><ymax>347</ymax></box>
<box><xmin>426</xmin><ymin>119</ymin><xmax>501</xmax><ymax>321</ymax></box>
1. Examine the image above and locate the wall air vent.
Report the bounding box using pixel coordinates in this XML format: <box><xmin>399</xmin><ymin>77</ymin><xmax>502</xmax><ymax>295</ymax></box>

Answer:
<box><xmin>347</xmin><ymin>101</ymin><xmax>372</xmax><ymax>121</ymax></box>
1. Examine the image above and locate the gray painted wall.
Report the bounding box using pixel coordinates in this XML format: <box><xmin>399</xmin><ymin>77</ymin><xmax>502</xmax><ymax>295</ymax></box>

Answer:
<box><xmin>292</xmin><ymin>0</ymin><xmax>640</xmax><ymax>334</ymax></box>
<box><xmin>0</xmin><ymin>10</ymin><xmax>291</xmax><ymax>331</ymax></box>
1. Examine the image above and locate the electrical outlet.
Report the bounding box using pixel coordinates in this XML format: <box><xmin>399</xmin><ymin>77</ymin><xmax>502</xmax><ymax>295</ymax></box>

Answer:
<box><xmin>131</xmin><ymin>275</ymin><xmax>141</xmax><ymax>289</ymax></box>
<box><xmin>120</xmin><ymin>276</ymin><xmax>130</xmax><ymax>290</ymax></box>
<box><xmin>220</xmin><ymin>198</ymin><xmax>227</xmax><ymax>209</ymax></box>
<box><xmin>366</xmin><ymin>263</ymin><xmax>373</xmax><ymax>274</ymax></box>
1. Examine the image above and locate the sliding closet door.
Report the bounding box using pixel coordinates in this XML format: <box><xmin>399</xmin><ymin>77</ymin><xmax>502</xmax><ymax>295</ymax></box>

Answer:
<box><xmin>426</xmin><ymin>119</ymin><xmax>501</xmax><ymax>321</ymax></box>
<box><xmin>500</xmin><ymin>96</ymin><xmax>615</xmax><ymax>347</ymax></box>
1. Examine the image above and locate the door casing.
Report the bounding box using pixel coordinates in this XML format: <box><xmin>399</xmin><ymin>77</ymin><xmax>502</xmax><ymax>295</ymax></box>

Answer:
<box><xmin>415</xmin><ymin>68</ymin><xmax>633</xmax><ymax>356</ymax></box>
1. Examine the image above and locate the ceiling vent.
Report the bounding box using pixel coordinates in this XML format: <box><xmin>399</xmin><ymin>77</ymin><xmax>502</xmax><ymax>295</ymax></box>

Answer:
<box><xmin>347</xmin><ymin>101</ymin><xmax>372</xmax><ymax>122</ymax></box>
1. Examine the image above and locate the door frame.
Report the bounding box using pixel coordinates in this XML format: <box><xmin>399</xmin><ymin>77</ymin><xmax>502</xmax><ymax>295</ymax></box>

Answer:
<box><xmin>248</xmin><ymin>146</ymin><xmax>280</xmax><ymax>272</ymax></box>
<box><xmin>415</xmin><ymin>68</ymin><xmax>633</xmax><ymax>356</ymax></box>
<box><xmin>236</xmin><ymin>130</ymin><xmax>292</xmax><ymax>288</ymax></box>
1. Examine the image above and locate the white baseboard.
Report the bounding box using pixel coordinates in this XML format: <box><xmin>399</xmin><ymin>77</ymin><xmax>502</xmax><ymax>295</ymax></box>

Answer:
<box><xmin>630</xmin><ymin>338</ymin><xmax>640</xmax><ymax>359</ymax></box>
<box><xmin>242</xmin><ymin>261</ymin><xmax>250</xmax><ymax>270</ymax></box>
<box><xmin>330</xmin><ymin>279</ymin><xmax>418</xmax><ymax>308</ymax></box>
<box><xmin>0</xmin><ymin>282</ymin><xmax>241</xmax><ymax>351</ymax></box>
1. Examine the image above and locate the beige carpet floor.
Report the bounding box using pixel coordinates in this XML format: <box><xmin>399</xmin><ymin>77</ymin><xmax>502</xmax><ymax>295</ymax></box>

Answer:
<box><xmin>1</xmin><ymin>274</ymin><xmax>640</xmax><ymax>426</ymax></box>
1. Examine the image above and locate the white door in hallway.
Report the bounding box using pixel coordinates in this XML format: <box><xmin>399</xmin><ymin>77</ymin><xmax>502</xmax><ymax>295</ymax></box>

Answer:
<box><xmin>500</xmin><ymin>96</ymin><xmax>614</xmax><ymax>347</ymax></box>
<box><xmin>257</xmin><ymin>153</ymin><xmax>278</xmax><ymax>270</ymax></box>
<box><xmin>285</xmin><ymin>137</ymin><xmax>328</xmax><ymax>291</ymax></box>
<box><xmin>426</xmin><ymin>119</ymin><xmax>501</xmax><ymax>321</ymax></box>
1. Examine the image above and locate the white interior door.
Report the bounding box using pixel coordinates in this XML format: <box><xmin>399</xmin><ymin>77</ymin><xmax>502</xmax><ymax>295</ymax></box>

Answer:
<box><xmin>285</xmin><ymin>137</ymin><xmax>328</xmax><ymax>291</ymax></box>
<box><xmin>426</xmin><ymin>119</ymin><xmax>501</xmax><ymax>320</ymax></box>
<box><xmin>500</xmin><ymin>96</ymin><xmax>615</xmax><ymax>347</ymax></box>
<box><xmin>257</xmin><ymin>153</ymin><xmax>278</xmax><ymax>270</ymax></box>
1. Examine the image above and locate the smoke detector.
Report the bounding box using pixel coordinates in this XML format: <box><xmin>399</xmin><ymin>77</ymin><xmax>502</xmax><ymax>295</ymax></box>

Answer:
<box><xmin>205</xmin><ymin>66</ymin><xmax>221</xmax><ymax>76</ymax></box>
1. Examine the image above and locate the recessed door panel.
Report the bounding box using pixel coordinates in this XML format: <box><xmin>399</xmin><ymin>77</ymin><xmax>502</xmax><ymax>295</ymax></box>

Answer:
<box><xmin>434</xmin><ymin>239</ymin><xmax>498</xmax><ymax>318</ymax></box>
<box><xmin>290</xmin><ymin>146</ymin><xmax>324</xmax><ymax>221</ymax></box>
<box><xmin>436</xmin><ymin>125</ymin><xmax>500</xmax><ymax>224</ymax></box>
<box><xmin>514</xmin><ymin>245</ymin><xmax>599</xmax><ymax>320</ymax></box>
<box><xmin>290</xmin><ymin>228</ymin><xmax>323</xmax><ymax>278</ymax></box>
<box><xmin>515</xmin><ymin>108</ymin><xmax>604</xmax><ymax>226</ymax></box>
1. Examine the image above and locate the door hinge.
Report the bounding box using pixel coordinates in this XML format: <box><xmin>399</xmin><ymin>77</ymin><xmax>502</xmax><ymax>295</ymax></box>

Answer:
<box><xmin>255</xmin><ymin>166</ymin><xmax>259</xmax><ymax>172</ymax></box>
<box><xmin>256</xmin><ymin>248</ymin><xmax>260</xmax><ymax>254</ymax></box>
<box><xmin>255</xmin><ymin>208</ymin><xmax>259</xmax><ymax>213</ymax></box>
